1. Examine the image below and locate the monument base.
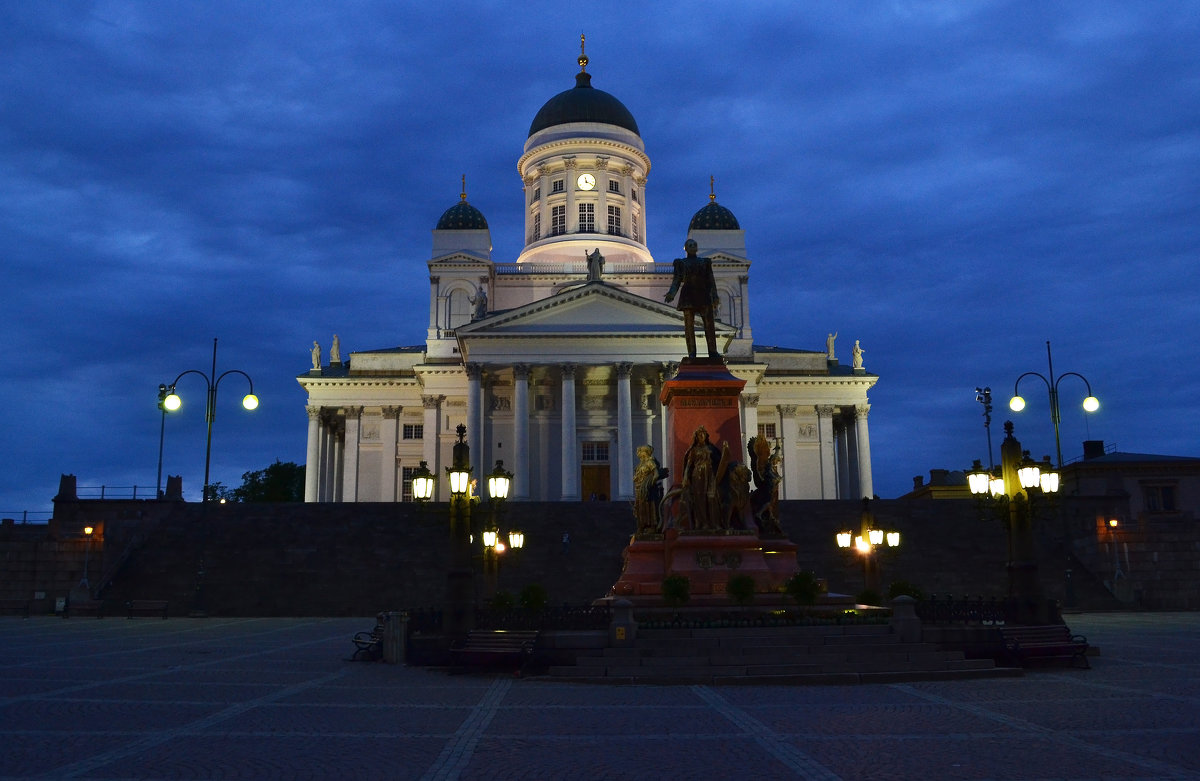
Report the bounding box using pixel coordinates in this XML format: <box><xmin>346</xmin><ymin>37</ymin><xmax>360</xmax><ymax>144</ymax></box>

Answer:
<box><xmin>609</xmin><ymin>527</ymin><xmax>800</xmax><ymax>600</ymax></box>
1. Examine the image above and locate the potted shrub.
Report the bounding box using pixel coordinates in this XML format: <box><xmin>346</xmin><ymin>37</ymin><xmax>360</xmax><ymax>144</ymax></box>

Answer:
<box><xmin>662</xmin><ymin>574</ymin><xmax>690</xmax><ymax>608</ymax></box>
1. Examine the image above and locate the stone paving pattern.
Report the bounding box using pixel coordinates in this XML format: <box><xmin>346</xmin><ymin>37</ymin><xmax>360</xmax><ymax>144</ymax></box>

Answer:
<box><xmin>1</xmin><ymin>612</ymin><xmax>1198</xmax><ymax>780</ymax></box>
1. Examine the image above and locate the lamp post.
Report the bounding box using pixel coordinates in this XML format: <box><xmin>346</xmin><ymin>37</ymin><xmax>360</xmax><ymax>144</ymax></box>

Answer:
<box><xmin>835</xmin><ymin>498</ymin><xmax>900</xmax><ymax>601</ymax></box>
<box><xmin>156</xmin><ymin>384</ymin><xmax>174</xmax><ymax>498</ymax></box>
<box><xmin>163</xmin><ymin>338</ymin><xmax>258</xmax><ymax>502</ymax></box>
<box><xmin>482</xmin><ymin>460</ymin><xmax>514</xmax><ymax>600</ymax></box>
<box><xmin>1008</xmin><ymin>340</ymin><xmax>1099</xmax><ymax>468</ymax></box>
<box><xmin>967</xmin><ymin>420</ymin><xmax>1060</xmax><ymax>623</ymax></box>
<box><xmin>445</xmin><ymin>425</ymin><xmax>475</xmax><ymax>638</ymax></box>
<box><xmin>975</xmin><ymin>386</ymin><xmax>995</xmax><ymax>470</ymax></box>
<box><xmin>80</xmin><ymin>525</ymin><xmax>94</xmax><ymax>595</ymax></box>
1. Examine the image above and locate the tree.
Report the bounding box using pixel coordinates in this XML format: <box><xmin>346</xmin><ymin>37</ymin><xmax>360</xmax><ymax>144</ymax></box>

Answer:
<box><xmin>224</xmin><ymin>460</ymin><xmax>305</xmax><ymax>502</ymax></box>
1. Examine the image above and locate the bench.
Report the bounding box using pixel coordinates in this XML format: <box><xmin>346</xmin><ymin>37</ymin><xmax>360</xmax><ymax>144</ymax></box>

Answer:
<box><xmin>1001</xmin><ymin>624</ymin><xmax>1090</xmax><ymax>669</ymax></box>
<box><xmin>450</xmin><ymin>630</ymin><xmax>539</xmax><ymax>676</ymax></box>
<box><xmin>350</xmin><ymin>614</ymin><xmax>385</xmax><ymax>661</ymax></box>
<box><xmin>0</xmin><ymin>598</ymin><xmax>31</xmax><ymax>618</ymax></box>
<box><xmin>126</xmin><ymin>600</ymin><xmax>169</xmax><ymax>619</ymax></box>
<box><xmin>65</xmin><ymin>600</ymin><xmax>106</xmax><ymax>618</ymax></box>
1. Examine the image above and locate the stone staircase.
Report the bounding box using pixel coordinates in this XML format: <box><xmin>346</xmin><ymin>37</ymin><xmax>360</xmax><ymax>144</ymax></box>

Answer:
<box><xmin>546</xmin><ymin>624</ymin><xmax>1020</xmax><ymax>684</ymax></box>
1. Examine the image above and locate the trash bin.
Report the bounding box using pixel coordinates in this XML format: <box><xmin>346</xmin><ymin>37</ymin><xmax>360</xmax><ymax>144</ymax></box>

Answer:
<box><xmin>381</xmin><ymin>611</ymin><xmax>408</xmax><ymax>664</ymax></box>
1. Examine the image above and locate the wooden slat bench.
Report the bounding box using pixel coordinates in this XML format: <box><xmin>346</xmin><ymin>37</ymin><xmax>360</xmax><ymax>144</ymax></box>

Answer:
<box><xmin>126</xmin><ymin>600</ymin><xmax>169</xmax><ymax>619</ymax></box>
<box><xmin>1001</xmin><ymin>624</ymin><xmax>1090</xmax><ymax>669</ymax></box>
<box><xmin>66</xmin><ymin>600</ymin><xmax>106</xmax><ymax>618</ymax></box>
<box><xmin>450</xmin><ymin>630</ymin><xmax>539</xmax><ymax>675</ymax></box>
<box><xmin>0</xmin><ymin>598</ymin><xmax>31</xmax><ymax>618</ymax></box>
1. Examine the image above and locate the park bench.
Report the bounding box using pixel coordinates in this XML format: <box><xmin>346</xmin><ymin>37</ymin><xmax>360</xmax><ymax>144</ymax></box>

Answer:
<box><xmin>0</xmin><ymin>598</ymin><xmax>31</xmax><ymax>618</ymax></box>
<box><xmin>65</xmin><ymin>600</ymin><xmax>106</xmax><ymax>618</ymax></box>
<box><xmin>350</xmin><ymin>614</ymin><xmax>385</xmax><ymax>661</ymax></box>
<box><xmin>1001</xmin><ymin>624</ymin><xmax>1090</xmax><ymax>669</ymax></box>
<box><xmin>125</xmin><ymin>600</ymin><xmax>169</xmax><ymax>619</ymax></box>
<box><xmin>450</xmin><ymin>629</ymin><xmax>539</xmax><ymax>676</ymax></box>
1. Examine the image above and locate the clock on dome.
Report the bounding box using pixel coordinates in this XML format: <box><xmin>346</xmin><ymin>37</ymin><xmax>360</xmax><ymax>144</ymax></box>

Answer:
<box><xmin>577</xmin><ymin>173</ymin><xmax>596</xmax><ymax>191</ymax></box>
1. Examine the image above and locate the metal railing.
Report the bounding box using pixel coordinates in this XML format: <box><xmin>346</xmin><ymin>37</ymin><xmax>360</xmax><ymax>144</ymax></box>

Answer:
<box><xmin>75</xmin><ymin>486</ymin><xmax>158</xmax><ymax>500</ymax></box>
<box><xmin>0</xmin><ymin>511</ymin><xmax>52</xmax><ymax>523</ymax></box>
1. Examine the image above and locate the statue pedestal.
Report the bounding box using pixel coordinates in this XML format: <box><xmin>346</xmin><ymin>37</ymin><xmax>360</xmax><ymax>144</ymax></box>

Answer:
<box><xmin>660</xmin><ymin>359</ymin><xmax>746</xmax><ymax>492</ymax></box>
<box><xmin>610</xmin><ymin>529</ymin><xmax>799</xmax><ymax>600</ymax></box>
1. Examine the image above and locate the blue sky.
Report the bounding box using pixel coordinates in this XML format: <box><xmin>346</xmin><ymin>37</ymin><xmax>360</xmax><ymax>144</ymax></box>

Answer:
<box><xmin>2</xmin><ymin>2</ymin><xmax>1197</xmax><ymax>514</ymax></box>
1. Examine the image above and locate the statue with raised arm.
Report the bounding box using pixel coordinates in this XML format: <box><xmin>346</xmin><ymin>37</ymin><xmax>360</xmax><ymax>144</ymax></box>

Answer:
<box><xmin>311</xmin><ymin>341</ymin><xmax>321</xmax><ymax>370</ymax></box>
<box><xmin>853</xmin><ymin>340</ymin><xmax>864</xmax><ymax>369</ymax></box>
<box><xmin>585</xmin><ymin>248</ymin><xmax>605</xmax><ymax>281</ymax></box>
<box><xmin>664</xmin><ymin>238</ymin><xmax>720</xmax><ymax>360</ymax></box>
<box><xmin>826</xmin><ymin>331</ymin><xmax>837</xmax><ymax>360</ymax></box>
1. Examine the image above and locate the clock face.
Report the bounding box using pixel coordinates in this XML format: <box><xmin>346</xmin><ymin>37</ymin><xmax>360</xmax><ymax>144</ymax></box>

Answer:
<box><xmin>577</xmin><ymin>173</ymin><xmax>596</xmax><ymax>191</ymax></box>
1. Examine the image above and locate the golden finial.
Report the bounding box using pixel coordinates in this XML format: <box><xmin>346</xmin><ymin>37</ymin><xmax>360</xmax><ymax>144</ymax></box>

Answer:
<box><xmin>709</xmin><ymin>175</ymin><xmax>716</xmax><ymax>202</ymax></box>
<box><xmin>578</xmin><ymin>33</ymin><xmax>588</xmax><ymax>72</ymax></box>
<box><xmin>460</xmin><ymin>174</ymin><xmax>467</xmax><ymax>201</ymax></box>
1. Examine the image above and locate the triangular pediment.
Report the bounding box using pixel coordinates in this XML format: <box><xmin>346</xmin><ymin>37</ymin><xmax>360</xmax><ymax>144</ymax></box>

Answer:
<box><xmin>457</xmin><ymin>282</ymin><xmax>692</xmax><ymax>336</ymax></box>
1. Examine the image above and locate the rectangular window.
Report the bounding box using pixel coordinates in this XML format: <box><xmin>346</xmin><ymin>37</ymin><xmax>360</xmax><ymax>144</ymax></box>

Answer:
<box><xmin>632</xmin><ymin>187</ymin><xmax>639</xmax><ymax>203</ymax></box>
<box><xmin>632</xmin><ymin>211</ymin><xmax>640</xmax><ymax>242</ymax></box>
<box><xmin>578</xmin><ymin>203</ymin><xmax>595</xmax><ymax>233</ymax></box>
<box><xmin>531</xmin><ymin>212</ymin><xmax>540</xmax><ymax>242</ymax></box>
<box><xmin>401</xmin><ymin>465</ymin><xmax>417</xmax><ymax>502</ymax></box>
<box><xmin>1144</xmin><ymin>484</ymin><xmax>1177</xmax><ymax>512</ymax></box>
<box><xmin>582</xmin><ymin>441</ymin><xmax>609</xmax><ymax>463</ymax></box>
<box><xmin>607</xmin><ymin>205</ymin><xmax>622</xmax><ymax>236</ymax></box>
<box><xmin>757</xmin><ymin>423</ymin><xmax>777</xmax><ymax>440</ymax></box>
<box><xmin>530</xmin><ymin>186</ymin><xmax>540</xmax><ymax>204</ymax></box>
<box><xmin>551</xmin><ymin>179</ymin><xmax>564</xmax><ymax>194</ymax></box>
<box><xmin>608</xmin><ymin>180</ymin><xmax>620</xmax><ymax>193</ymax></box>
<box><xmin>402</xmin><ymin>424</ymin><xmax>423</xmax><ymax>440</ymax></box>
<box><xmin>550</xmin><ymin>205</ymin><xmax>565</xmax><ymax>236</ymax></box>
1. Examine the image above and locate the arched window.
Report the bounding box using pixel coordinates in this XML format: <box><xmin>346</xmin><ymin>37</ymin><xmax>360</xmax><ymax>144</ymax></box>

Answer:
<box><xmin>447</xmin><ymin>288</ymin><xmax>471</xmax><ymax>330</ymax></box>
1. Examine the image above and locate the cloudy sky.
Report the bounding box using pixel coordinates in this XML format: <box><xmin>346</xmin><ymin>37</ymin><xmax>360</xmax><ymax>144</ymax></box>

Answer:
<box><xmin>3</xmin><ymin>2</ymin><xmax>1197</xmax><ymax>515</ymax></box>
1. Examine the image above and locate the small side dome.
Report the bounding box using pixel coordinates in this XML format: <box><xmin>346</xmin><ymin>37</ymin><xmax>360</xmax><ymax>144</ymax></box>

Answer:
<box><xmin>436</xmin><ymin>200</ymin><xmax>488</xmax><ymax>230</ymax></box>
<box><xmin>689</xmin><ymin>200</ymin><xmax>740</xmax><ymax>231</ymax></box>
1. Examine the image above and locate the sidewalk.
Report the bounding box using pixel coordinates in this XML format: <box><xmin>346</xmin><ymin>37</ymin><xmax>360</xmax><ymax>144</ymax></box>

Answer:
<box><xmin>1</xmin><ymin>612</ymin><xmax>1197</xmax><ymax>779</ymax></box>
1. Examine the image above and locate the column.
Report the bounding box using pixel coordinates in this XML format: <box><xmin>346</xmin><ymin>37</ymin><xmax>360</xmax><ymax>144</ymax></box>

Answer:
<box><xmin>331</xmin><ymin>418</ymin><xmax>345</xmax><ymax>502</ymax></box>
<box><xmin>634</xmin><ymin>175</ymin><xmax>647</xmax><ymax>244</ymax></box>
<box><xmin>380</xmin><ymin>406</ymin><xmax>400</xmax><ymax>502</ymax></box>
<box><xmin>537</xmin><ymin>165</ymin><xmax>549</xmax><ymax>241</ymax></box>
<box><xmin>304</xmin><ymin>406</ymin><xmax>321</xmax><ymax>502</ymax></box>
<box><xmin>342</xmin><ymin>407</ymin><xmax>362</xmax><ymax>502</ymax></box>
<box><xmin>836</xmin><ymin>415</ymin><xmax>851</xmax><ymax>500</ymax></box>
<box><xmin>816</xmin><ymin>404</ymin><xmax>838</xmax><ymax>500</ymax></box>
<box><xmin>855</xmin><ymin>404</ymin><xmax>874</xmax><ymax>500</ymax></box>
<box><xmin>560</xmin><ymin>363</ymin><xmax>578</xmax><ymax>501</ymax></box>
<box><xmin>465</xmin><ymin>363</ymin><xmax>483</xmax><ymax>487</ymax></box>
<box><xmin>779</xmin><ymin>405</ymin><xmax>800</xmax><ymax>500</ymax></box>
<box><xmin>513</xmin><ymin>364</ymin><xmax>530</xmax><ymax>500</ymax></box>
<box><xmin>596</xmin><ymin>158</ymin><xmax>608</xmax><ymax>236</ymax></box>
<box><xmin>742</xmin><ymin>394</ymin><xmax>760</xmax><ymax>451</ymax></box>
<box><xmin>422</xmin><ymin>395</ymin><xmax>442</xmax><ymax>500</ymax></box>
<box><xmin>564</xmin><ymin>158</ymin><xmax>577</xmax><ymax>233</ymax></box>
<box><xmin>615</xmin><ymin>362</ymin><xmax>633</xmax><ymax>501</ymax></box>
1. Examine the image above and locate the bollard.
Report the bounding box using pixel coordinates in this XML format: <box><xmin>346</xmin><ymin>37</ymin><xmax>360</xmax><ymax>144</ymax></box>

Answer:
<box><xmin>381</xmin><ymin>612</ymin><xmax>408</xmax><ymax>664</ymax></box>
<box><xmin>889</xmin><ymin>595</ymin><xmax>922</xmax><ymax>643</ymax></box>
<box><xmin>609</xmin><ymin>598</ymin><xmax>637</xmax><ymax>647</ymax></box>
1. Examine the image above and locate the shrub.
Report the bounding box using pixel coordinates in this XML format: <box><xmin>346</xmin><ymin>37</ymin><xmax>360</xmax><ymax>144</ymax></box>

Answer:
<box><xmin>518</xmin><ymin>583</ymin><xmax>548</xmax><ymax>612</ymax></box>
<box><xmin>855</xmin><ymin>588</ymin><xmax>883</xmax><ymax>607</ymax></box>
<box><xmin>726</xmin><ymin>574</ymin><xmax>757</xmax><ymax>607</ymax></box>
<box><xmin>784</xmin><ymin>571</ymin><xmax>822</xmax><ymax>606</ymax></box>
<box><xmin>887</xmin><ymin>580</ymin><xmax>924</xmax><ymax>601</ymax></box>
<box><xmin>490</xmin><ymin>591</ymin><xmax>514</xmax><ymax>610</ymax></box>
<box><xmin>662</xmin><ymin>574</ymin><xmax>691</xmax><ymax>607</ymax></box>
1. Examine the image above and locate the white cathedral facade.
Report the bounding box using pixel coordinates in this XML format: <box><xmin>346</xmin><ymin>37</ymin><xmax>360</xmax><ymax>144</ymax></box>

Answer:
<box><xmin>298</xmin><ymin>52</ymin><xmax>877</xmax><ymax>504</ymax></box>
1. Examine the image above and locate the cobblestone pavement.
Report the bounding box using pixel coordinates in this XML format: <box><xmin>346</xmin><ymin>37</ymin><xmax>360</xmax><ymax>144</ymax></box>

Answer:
<box><xmin>1</xmin><ymin>612</ymin><xmax>1197</xmax><ymax>780</ymax></box>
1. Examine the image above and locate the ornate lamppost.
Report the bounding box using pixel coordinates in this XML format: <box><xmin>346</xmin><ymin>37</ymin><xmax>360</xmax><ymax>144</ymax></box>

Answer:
<box><xmin>967</xmin><ymin>421</ymin><xmax>1060</xmax><ymax>623</ymax></box>
<box><xmin>162</xmin><ymin>338</ymin><xmax>258</xmax><ymax>502</ymax></box>
<box><xmin>444</xmin><ymin>425</ymin><xmax>475</xmax><ymax>638</ymax></box>
<box><xmin>482</xmin><ymin>460</ymin><xmax>514</xmax><ymax>600</ymax></box>
<box><xmin>79</xmin><ymin>525</ymin><xmax>94</xmax><ymax>595</ymax></box>
<box><xmin>1008</xmin><ymin>341</ymin><xmax>1099</xmax><ymax>468</ymax></box>
<box><xmin>835</xmin><ymin>498</ymin><xmax>900</xmax><ymax>601</ymax></box>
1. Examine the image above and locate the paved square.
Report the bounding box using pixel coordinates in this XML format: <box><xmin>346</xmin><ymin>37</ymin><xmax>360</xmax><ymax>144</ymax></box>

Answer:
<box><xmin>1</xmin><ymin>613</ymin><xmax>1197</xmax><ymax>779</ymax></box>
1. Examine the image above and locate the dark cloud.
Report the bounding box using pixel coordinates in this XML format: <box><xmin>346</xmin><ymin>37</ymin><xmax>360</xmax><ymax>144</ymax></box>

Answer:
<box><xmin>1</xmin><ymin>1</ymin><xmax>1197</xmax><ymax>514</ymax></box>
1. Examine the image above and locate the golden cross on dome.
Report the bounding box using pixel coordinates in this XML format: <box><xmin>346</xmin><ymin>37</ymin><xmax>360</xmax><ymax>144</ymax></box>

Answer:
<box><xmin>709</xmin><ymin>175</ymin><xmax>716</xmax><ymax>202</ymax></box>
<box><xmin>578</xmin><ymin>33</ymin><xmax>588</xmax><ymax>72</ymax></box>
<box><xmin>460</xmin><ymin>174</ymin><xmax>467</xmax><ymax>201</ymax></box>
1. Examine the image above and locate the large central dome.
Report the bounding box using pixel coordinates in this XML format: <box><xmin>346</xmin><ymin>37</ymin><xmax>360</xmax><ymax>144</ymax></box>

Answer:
<box><xmin>528</xmin><ymin>71</ymin><xmax>640</xmax><ymax>138</ymax></box>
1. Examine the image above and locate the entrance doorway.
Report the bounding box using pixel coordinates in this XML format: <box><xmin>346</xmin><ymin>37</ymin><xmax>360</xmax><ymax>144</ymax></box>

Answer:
<box><xmin>581</xmin><ymin>441</ymin><xmax>610</xmax><ymax>500</ymax></box>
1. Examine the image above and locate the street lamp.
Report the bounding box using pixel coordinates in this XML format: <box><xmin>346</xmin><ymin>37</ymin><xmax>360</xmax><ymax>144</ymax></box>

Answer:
<box><xmin>80</xmin><ymin>525</ymin><xmax>94</xmax><ymax>595</ymax></box>
<box><xmin>164</xmin><ymin>338</ymin><xmax>258</xmax><ymax>502</ymax></box>
<box><xmin>445</xmin><ymin>424</ymin><xmax>474</xmax><ymax>637</ymax></box>
<box><xmin>156</xmin><ymin>384</ymin><xmax>175</xmax><ymax>498</ymax></box>
<box><xmin>967</xmin><ymin>420</ymin><xmax>1060</xmax><ymax>622</ymax></box>
<box><xmin>835</xmin><ymin>498</ymin><xmax>900</xmax><ymax>601</ymax></box>
<box><xmin>411</xmin><ymin>460</ymin><xmax>436</xmax><ymax>502</ymax></box>
<box><xmin>482</xmin><ymin>460</ymin><xmax>514</xmax><ymax>600</ymax></box>
<box><xmin>975</xmin><ymin>386</ymin><xmax>995</xmax><ymax>470</ymax></box>
<box><xmin>1008</xmin><ymin>340</ymin><xmax>1099</xmax><ymax>467</ymax></box>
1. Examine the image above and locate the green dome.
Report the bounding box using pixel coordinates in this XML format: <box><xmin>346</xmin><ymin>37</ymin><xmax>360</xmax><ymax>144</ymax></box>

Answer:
<box><xmin>689</xmin><ymin>200</ymin><xmax>740</xmax><ymax>230</ymax></box>
<box><xmin>436</xmin><ymin>200</ymin><xmax>488</xmax><ymax>230</ymax></box>
<box><xmin>529</xmin><ymin>71</ymin><xmax>640</xmax><ymax>137</ymax></box>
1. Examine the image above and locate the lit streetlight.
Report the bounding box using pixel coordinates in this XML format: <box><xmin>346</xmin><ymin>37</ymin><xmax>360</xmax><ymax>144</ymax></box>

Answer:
<box><xmin>835</xmin><ymin>498</ymin><xmax>900</xmax><ymax>600</ymax></box>
<box><xmin>164</xmin><ymin>338</ymin><xmax>258</xmax><ymax>502</ymax></box>
<box><xmin>1008</xmin><ymin>341</ymin><xmax>1099</xmax><ymax>468</ymax></box>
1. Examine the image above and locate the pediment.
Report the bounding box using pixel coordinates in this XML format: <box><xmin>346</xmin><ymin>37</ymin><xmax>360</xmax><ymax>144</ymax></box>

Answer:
<box><xmin>457</xmin><ymin>282</ymin><xmax>695</xmax><ymax>336</ymax></box>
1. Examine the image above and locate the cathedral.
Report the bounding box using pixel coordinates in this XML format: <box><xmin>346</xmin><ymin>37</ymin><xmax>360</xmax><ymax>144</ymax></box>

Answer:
<box><xmin>298</xmin><ymin>47</ymin><xmax>877</xmax><ymax>504</ymax></box>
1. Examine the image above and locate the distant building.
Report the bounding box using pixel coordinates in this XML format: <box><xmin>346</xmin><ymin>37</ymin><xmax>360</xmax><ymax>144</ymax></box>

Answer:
<box><xmin>298</xmin><ymin>50</ymin><xmax>878</xmax><ymax>503</ymax></box>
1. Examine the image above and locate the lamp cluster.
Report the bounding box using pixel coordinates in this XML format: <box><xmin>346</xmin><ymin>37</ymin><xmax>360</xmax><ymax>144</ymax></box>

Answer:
<box><xmin>836</xmin><ymin>526</ymin><xmax>900</xmax><ymax>553</ymax></box>
<box><xmin>410</xmin><ymin>457</ymin><xmax>524</xmax><ymax>552</ymax></box>
<box><xmin>966</xmin><ymin>454</ymin><xmax>1060</xmax><ymax>498</ymax></box>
